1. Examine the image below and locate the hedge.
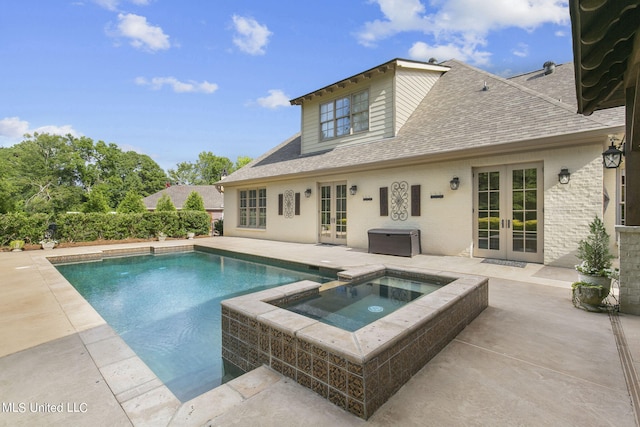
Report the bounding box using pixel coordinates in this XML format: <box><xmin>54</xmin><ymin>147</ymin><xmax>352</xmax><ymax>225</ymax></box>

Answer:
<box><xmin>0</xmin><ymin>211</ymin><xmax>210</xmax><ymax>246</ymax></box>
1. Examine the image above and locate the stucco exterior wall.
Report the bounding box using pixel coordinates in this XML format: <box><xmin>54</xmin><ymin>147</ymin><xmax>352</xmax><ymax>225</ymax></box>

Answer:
<box><xmin>225</xmin><ymin>143</ymin><xmax>613</xmax><ymax>268</ymax></box>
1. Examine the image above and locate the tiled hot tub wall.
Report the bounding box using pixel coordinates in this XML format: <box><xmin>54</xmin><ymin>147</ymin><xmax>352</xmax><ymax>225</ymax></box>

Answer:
<box><xmin>221</xmin><ymin>268</ymin><xmax>488</xmax><ymax>419</ymax></box>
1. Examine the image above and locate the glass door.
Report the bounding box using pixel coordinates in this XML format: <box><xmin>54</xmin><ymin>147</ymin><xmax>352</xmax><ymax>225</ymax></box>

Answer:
<box><xmin>319</xmin><ymin>182</ymin><xmax>347</xmax><ymax>244</ymax></box>
<box><xmin>474</xmin><ymin>164</ymin><xmax>543</xmax><ymax>263</ymax></box>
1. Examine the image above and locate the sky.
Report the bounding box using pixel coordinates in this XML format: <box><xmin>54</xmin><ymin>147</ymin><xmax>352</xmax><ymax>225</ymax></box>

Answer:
<box><xmin>0</xmin><ymin>0</ymin><xmax>574</xmax><ymax>172</ymax></box>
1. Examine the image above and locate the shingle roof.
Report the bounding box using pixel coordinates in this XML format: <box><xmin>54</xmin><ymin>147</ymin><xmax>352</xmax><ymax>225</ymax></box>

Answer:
<box><xmin>223</xmin><ymin>60</ymin><xmax>625</xmax><ymax>185</ymax></box>
<box><xmin>142</xmin><ymin>185</ymin><xmax>224</xmax><ymax>210</ymax></box>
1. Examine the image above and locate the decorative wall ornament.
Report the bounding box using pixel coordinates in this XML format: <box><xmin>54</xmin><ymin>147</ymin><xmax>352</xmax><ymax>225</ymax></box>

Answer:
<box><xmin>284</xmin><ymin>190</ymin><xmax>295</xmax><ymax>218</ymax></box>
<box><xmin>390</xmin><ymin>181</ymin><xmax>409</xmax><ymax>221</ymax></box>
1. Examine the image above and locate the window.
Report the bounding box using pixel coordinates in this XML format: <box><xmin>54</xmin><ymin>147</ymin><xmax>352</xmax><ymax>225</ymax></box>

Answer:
<box><xmin>320</xmin><ymin>90</ymin><xmax>369</xmax><ymax>140</ymax></box>
<box><xmin>239</xmin><ymin>188</ymin><xmax>266</xmax><ymax>228</ymax></box>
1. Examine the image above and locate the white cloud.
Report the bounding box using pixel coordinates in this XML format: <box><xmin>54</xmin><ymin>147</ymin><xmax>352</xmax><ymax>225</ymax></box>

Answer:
<box><xmin>0</xmin><ymin>117</ymin><xmax>30</xmax><ymax>139</ymax></box>
<box><xmin>232</xmin><ymin>15</ymin><xmax>272</xmax><ymax>55</ymax></box>
<box><xmin>256</xmin><ymin>90</ymin><xmax>290</xmax><ymax>109</ymax></box>
<box><xmin>0</xmin><ymin>117</ymin><xmax>80</xmax><ymax>146</ymax></box>
<box><xmin>512</xmin><ymin>42</ymin><xmax>529</xmax><ymax>57</ymax></box>
<box><xmin>358</xmin><ymin>0</ymin><xmax>569</xmax><ymax>65</ymax></box>
<box><xmin>408</xmin><ymin>41</ymin><xmax>491</xmax><ymax>65</ymax></box>
<box><xmin>135</xmin><ymin>76</ymin><xmax>218</xmax><ymax>94</ymax></box>
<box><xmin>111</xmin><ymin>13</ymin><xmax>170</xmax><ymax>52</ymax></box>
<box><xmin>94</xmin><ymin>0</ymin><xmax>151</xmax><ymax>11</ymax></box>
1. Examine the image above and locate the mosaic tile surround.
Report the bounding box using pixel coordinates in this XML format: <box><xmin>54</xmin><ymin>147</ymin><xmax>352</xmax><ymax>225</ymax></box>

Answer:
<box><xmin>221</xmin><ymin>267</ymin><xmax>488</xmax><ymax>419</ymax></box>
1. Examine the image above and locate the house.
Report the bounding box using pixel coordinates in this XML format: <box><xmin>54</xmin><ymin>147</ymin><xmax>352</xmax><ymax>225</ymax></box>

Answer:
<box><xmin>142</xmin><ymin>185</ymin><xmax>224</xmax><ymax>222</ymax></box>
<box><xmin>220</xmin><ymin>58</ymin><xmax>625</xmax><ymax>268</ymax></box>
<box><xmin>570</xmin><ymin>0</ymin><xmax>640</xmax><ymax>314</ymax></box>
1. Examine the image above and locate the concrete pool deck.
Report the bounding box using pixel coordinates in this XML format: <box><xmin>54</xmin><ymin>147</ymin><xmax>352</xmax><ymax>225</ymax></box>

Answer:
<box><xmin>0</xmin><ymin>236</ymin><xmax>638</xmax><ymax>426</ymax></box>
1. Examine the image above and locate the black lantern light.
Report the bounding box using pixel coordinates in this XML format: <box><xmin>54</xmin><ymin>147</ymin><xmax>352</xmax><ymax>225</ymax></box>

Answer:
<box><xmin>449</xmin><ymin>177</ymin><xmax>460</xmax><ymax>190</ymax></box>
<box><xmin>602</xmin><ymin>137</ymin><xmax>624</xmax><ymax>169</ymax></box>
<box><xmin>558</xmin><ymin>168</ymin><xmax>570</xmax><ymax>184</ymax></box>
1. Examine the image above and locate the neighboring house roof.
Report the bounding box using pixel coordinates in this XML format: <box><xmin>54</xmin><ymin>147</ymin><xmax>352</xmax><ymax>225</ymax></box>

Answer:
<box><xmin>142</xmin><ymin>185</ymin><xmax>224</xmax><ymax>210</ymax></box>
<box><xmin>223</xmin><ymin>60</ymin><xmax>625</xmax><ymax>186</ymax></box>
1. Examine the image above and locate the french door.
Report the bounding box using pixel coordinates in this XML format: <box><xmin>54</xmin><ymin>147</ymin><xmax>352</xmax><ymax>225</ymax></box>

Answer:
<box><xmin>473</xmin><ymin>163</ymin><xmax>543</xmax><ymax>263</ymax></box>
<box><xmin>319</xmin><ymin>182</ymin><xmax>347</xmax><ymax>244</ymax></box>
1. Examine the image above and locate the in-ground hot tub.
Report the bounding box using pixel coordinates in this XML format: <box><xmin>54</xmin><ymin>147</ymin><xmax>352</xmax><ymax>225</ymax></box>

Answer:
<box><xmin>221</xmin><ymin>264</ymin><xmax>488</xmax><ymax>419</ymax></box>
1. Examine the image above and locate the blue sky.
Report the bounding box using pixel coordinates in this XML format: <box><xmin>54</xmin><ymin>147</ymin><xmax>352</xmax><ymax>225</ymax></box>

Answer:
<box><xmin>0</xmin><ymin>0</ymin><xmax>573</xmax><ymax>172</ymax></box>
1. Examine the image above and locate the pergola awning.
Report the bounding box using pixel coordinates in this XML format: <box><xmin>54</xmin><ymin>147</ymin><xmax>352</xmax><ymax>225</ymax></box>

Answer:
<box><xmin>569</xmin><ymin>1</ymin><xmax>640</xmax><ymax>115</ymax></box>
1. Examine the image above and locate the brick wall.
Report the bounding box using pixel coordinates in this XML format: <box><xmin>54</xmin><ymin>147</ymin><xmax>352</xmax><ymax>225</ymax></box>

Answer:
<box><xmin>545</xmin><ymin>156</ymin><xmax>603</xmax><ymax>266</ymax></box>
<box><xmin>617</xmin><ymin>226</ymin><xmax>640</xmax><ymax>315</ymax></box>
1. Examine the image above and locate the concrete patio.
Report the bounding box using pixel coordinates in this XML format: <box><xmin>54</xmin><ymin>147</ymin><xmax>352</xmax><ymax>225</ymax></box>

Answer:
<box><xmin>0</xmin><ymin>236</ymin><xmax>638</xmax><ymax>426</ymax></box>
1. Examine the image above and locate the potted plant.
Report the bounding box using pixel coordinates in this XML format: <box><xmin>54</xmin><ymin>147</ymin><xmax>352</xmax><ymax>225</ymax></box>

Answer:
<box><xmin>9</xmin><ymin>240</ymin><xmax>25</xmax><ymax>252</ymax></box>
<box><xmin>39</xmin><ymin>237</ymin><xmax>57</xmax><ymax>250</ymax></box>
<box><xmin>573</xmin><ymin>216</ymin><xmax>615</xmax><ymax>309</ymax></box>
<box><xmin>571</xmin><ymin>281</ymin><xmax>608</xmax><ymax>312</ymax></box>
<box><xmin>157</xmin><ymin>231</ymin><xmax>167</xmax><ymax>242</ymax></box>
<box><xmin>186</xmin><ymin>231</ymin><xmax>195</xmax><ymax>240</ymax></box>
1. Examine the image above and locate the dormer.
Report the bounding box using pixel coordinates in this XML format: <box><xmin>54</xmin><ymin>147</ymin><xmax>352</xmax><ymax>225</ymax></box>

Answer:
<box><xmin>290</xmin><ymin>58</ymin><xmax>449</xmax><ymax>156</ymax></box>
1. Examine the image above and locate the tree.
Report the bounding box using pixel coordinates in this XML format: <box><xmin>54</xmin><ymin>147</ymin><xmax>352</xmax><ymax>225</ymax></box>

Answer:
<box><xmin>83</xmin><ymin>188</ymin><xmax>111</xmax><ymax>213</ymax></box>
<box><xmin>234</xmin><ymin>155</ymin><xmax>252</xmax><ymax>170</ymax></box>
<box><xmin>183</xmin><ymin>191</ymin><xmax>205</xmax><ymax>211</ymax></box>
<box><xmin>0</xmin><ymin>132</ymin><xmax>168</xmax><ymax>215</ymax></box>
<box><xmin>117</xmin><ymin>190</ymin><xmax>147</xmax><ymax>213</ymax></box>
<box><xmin>167</xmin><ymin>151</ymin><xmax>238</xmax><ymax>185</ymax></box>
<box><xmin>156</xmin><ymin>193</ymin><xmax>176</xmax><ymax>211</ymax></box>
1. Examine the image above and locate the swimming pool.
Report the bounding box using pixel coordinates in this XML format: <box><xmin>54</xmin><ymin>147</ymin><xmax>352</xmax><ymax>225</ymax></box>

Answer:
<box><xmin>55</xmin><ymin>250</ymin><xmax>333</xmax><ymax>402</ymax></box>
<box><xmin>281</xmin><ymin>275</ymin><xmax>444</xmax><ymax>332</ymax></box>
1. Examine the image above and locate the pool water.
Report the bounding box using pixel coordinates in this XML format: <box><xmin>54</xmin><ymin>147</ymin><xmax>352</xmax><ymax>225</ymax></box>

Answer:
<box><xmin>281</xmin><ymin>275</ymin><xmax>443</xmax><ymax>332</ymax></box>
<box><xmin>55</xmin><ymin>251</ymin><xmax>330</xmax><ymax>402</ymax></box>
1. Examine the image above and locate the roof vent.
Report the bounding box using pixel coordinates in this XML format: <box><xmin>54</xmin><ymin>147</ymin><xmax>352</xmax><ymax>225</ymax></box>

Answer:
<box><xmin>428</xmin><ymin>57</ymin><xmax>438</xmax><ymax>64</ymax></box>
<box><xmin>482</xmin><ymin>81</ymin><xmax>489</xmax><ymax>91</ymax></box>
<box><xmin>543</xmin><ymin>61</ymin><xmax>556</xmax><ymax>75</ymax></box>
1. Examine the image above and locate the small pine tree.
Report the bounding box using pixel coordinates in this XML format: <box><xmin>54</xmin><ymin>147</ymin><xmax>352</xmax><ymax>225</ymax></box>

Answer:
<box><xmin>83</xmin><ymin>189</ymin><xmax>110</xmax><ymax>213</ymax></box>
<box><xmin>117</xmin><ymin>190</ymin><xmax>147</xmax><ymax>213</ymax></box>
<box><xmin>156</xmin><ymin>193</ymin><xmax>176</xmax><ymax>211</ymax></box>
<box><xmin>576</xmin><ymin>216</ymin><xmax>614</xmax><ymax>276</ymax></box>
<box><xmin>183</xmin><ymin>191</ymin><xmax>205</xmax><ymax>211</ymax></box>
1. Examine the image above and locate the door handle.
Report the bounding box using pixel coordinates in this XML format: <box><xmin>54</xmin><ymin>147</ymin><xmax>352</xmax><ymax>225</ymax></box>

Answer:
<box><xmin>507</xmin><ymin>219</ymin><xmax>511</xmax><ymax>229</ymax></box>
<box><xmin>501</xmin><ymin>219</ymin><xmax>504</xmax><ymax>228</ymax></box>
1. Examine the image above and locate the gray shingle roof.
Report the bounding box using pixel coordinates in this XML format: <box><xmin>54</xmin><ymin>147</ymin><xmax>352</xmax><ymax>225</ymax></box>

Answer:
<box><xmin>142</xmin><ymin>185</ymin><xmax>224</xmax><ymax>210</ymax></box>
<box><xmin>223</xmin><ymin>60</ymin><xmax>625</xmax><ymax>185</ymax></box>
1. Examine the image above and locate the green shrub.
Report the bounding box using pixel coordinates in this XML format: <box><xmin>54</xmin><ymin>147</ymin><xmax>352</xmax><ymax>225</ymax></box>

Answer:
<box><xmin>0</xmin><ymin>212</ymin><xmax>51</xmax><ymax>245</ymax></box>
<box><xmin>1</xmin><ymin>210</ymin><xmax>210</xmax><ymax>246</ymax></box>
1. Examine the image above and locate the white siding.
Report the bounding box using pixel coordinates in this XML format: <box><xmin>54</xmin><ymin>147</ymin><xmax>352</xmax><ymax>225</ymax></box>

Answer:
<box><xmin>395</xmin><ymin>68</ymin><xmax>441</xmax><ymax>134</ymax></box>
<box><xmin>300</xmin><ymin>72</ymin><xmax>394</xmax><ymax>155</ymax></box>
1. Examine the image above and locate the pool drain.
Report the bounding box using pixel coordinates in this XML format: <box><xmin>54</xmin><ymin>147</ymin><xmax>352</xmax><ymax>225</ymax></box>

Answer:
<box><xmin>368</xmin><ymin>305</ymin><xmax>384</xmax><ymax>313</ymax></box>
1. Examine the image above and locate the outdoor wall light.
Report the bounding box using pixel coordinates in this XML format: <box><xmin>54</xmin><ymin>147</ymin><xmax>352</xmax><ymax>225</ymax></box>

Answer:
<box><xmin>449</xmin><ymin>177</ymin><xmax>460</xmax><ymax>190</ymax></box>
<box><xmin>558</xmin><ymin>168</ymin><xmax>571</xmax><ymax>184</ymax></box>
<box><xmin>215</xmin><ymin>168</ymin><xmax>228</xmax><ymax>194</ymax></box>
<box><xmin>602</xmin><ymin>136</ymin><xmax>624</xmax><ymax>169</ymax></box>
<box><xmin>304</xmin><ymin>188</ymin><xmax>312</xmax><ymax>198</ymax></box>
<box><xmin>349</xmin><ymin>185</ymin><xmax>358</xmax><ymax>195</ymax></box>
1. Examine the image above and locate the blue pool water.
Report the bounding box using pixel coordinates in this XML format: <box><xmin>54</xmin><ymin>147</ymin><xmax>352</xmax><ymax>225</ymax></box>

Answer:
<box><xmin>56</xmin><ymin>251</ymin><xmax>330</xmax><ymax>402</ymax></box>
<box><xmin>282</xmin><ymin>275</ymin><xmax>444</xmax><ymax>332</ymax></box>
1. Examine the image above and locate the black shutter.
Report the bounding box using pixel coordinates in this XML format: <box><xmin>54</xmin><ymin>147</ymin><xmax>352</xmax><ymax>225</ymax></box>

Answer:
<box><xmin>411</xmin><ymin>185</ymin><xmax>421</xmax><ymax>216</ymax></box>
<box><xmin>295</xmin><ymin>192</ymin><xmax>301</xmax><ymax>215</ymax></box>
<box><xmin>278</xmin><ymin>194</ymin><xmax>283</xmax><ymax>215</ymax></box>
<box><xmin>380</xmin><ymin>187</ymin><xmax>388</xmax><ymax>216</ymax></box>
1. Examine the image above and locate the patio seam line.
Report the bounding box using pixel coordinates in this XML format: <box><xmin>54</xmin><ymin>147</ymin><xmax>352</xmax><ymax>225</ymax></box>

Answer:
<box><xmin>609</xmin><ymin>311</ymin><xmax>640</xmax><ymax>426</ymax></box>
<box><xmin>452</xmin><ymin>337</ymin><xmax>631</xmax><ymax>395</ymax></box>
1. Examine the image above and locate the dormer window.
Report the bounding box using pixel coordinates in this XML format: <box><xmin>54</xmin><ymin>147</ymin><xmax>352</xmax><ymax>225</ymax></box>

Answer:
<box><xmin>320</xmin><ymin>90</ymin><xmax>369</xmax><ymax>140</ymax></box>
